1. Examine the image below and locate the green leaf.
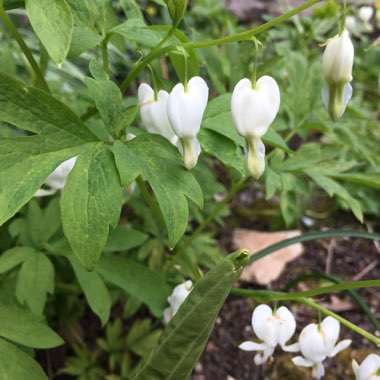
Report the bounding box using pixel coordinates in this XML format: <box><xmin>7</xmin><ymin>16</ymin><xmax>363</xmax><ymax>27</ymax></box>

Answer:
<box><xmin>69</xmin><ymin>256</ymin><xmax>111</xmax><ymax>326</ymax></box>
<box><xmin>25</xmin><ymin>0</ymin><xmax>73</xmax><ymax>65</ymax></box>
<box><xmin>306</xmin><ymin>169</ymin><xmax>363</xmax><ymax>222</ymax></box>
<box><xmin>0</xmin><ymin>338</ymin><xmax>48</xmax><ymax>380</ymax></box>
<box><xmin>131</xmin><ymin>250</ymin><xmax>248</xmax><ymax>380</ymax></box>
<box><xmin>96</xmin><ymin>255</ymin><xmax>170</xmax><ymax>317</ymax></box>
<box><xmin>3</xmin><ymin>0</ymin><xmax>24</xmax><ymax>10</ymax></box>
<box><xmin>104</xmin><ymin>226</ymin><xmax>148</xmax><ymax>253</ymax></box>
<box><xmin>109</xmin><ymin>19</ymin><xmax>160</xmax><ymax>47</ymax></box>
<box><xmin>16</xmin><ymin>252</ymin><xmax>54</xmax><ymax>315</ymax></box>
<box><xmin>0</xmin><ymin>247</ymin><xmax>35</xmax><ymax>273</ymax></box>
<box><xmin>0</xmin><ymin>73</ymin><xmax>97</xmax><ymax>226</ymax></box>
<box><xmin>85</xmin><ymin>77</ymin><xmax>123</xmax><ymax>133</ymax></box>
<box><xmin>328</xmin><ymin>172</ymin><xmax>380</xmax><ymax>190</ymax></box>
<box><xmin>89</xmin><ymin>58</ymin><xmax>108</xmax><ymax>81</ymax></box>
<box><xmin>68</xmin><ymin>26</ymin><xmax>103</xmax><ymax>58</ymax></box>
<box><xmin>61</xmin><ymin>143</ymin><xmax>122</xmax><ymax>270</ymax></box>
<box><xmin>113</xmin><ymin>136</ymin><xmax>203</xmax><ymax>248</ymax></box>
<box><xmin>0</xmin><ymin>305</ymin><xmax>63</xmax><ymax>348</ymax></box>
<box><xmin>198</xmin><ymin>129</ymin><xmax>245</xmax><ymax>176</ymax></box>
<box><xmin>127</xmin><ymin>319</ymin><xmax>161</xmax><ymax>357</ymax></box>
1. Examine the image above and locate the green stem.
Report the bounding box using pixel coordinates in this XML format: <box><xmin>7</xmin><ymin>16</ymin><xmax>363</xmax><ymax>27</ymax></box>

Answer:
<box><xmin>248</xmin><ymin>229</ymin><xmax>380</xmax><ymax>265</ymax></box>
<box><xmin>251</xmin><ymin>38</ymin><xmax>259</xmax><ymax>88</ymax></box>
<box><xmin>101</xmin><ymin>40</ymin><xmax>110</xmax><ymax>76</ymax></box>
<box><xmin>147</xmin><ymin>64</ymin><xmax>159</xmax><ymax>101</ymax></box>
<box><xmin>136</xmin><ymin>176</ymin><xmax>165</xmax><ymax>226</ymax></box>
<box><xmin>0</xmin><ymin>5</ymin><xmax>50</xmax><ymax>92</ymax></box>
<box><xmin>231</xmin><ymin>289</ymin><xmax>380</xmax><ymax>346</ymax></box>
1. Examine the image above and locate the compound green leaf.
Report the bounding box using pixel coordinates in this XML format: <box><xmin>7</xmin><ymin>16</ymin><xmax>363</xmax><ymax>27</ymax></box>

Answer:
<box><xmin>113</xmin><ymin>136</ymin><xmax>203</xmax><ymax>248</ymax></box>
<box><xmin>0</xmin><ymin>338</ymin><xmax>48</xmax><ymax>380</ymax></box>
<box><xmin>61</xmin><ymin>143</ymin><xmax>122</xmax><ymax>270</ymax></box>
<box><xmin>131</xmin><ymin>250</ymin><xmax>248</xmax><ymax>380</ymax></box>
<box><xmin>25</xmin><ymin>0</ymin><xmax>73</xmax><ymax>65</ymax></box>
<box><xmin>0</xmin><ymin>247</ymin><xmax>35</xmax><ymax>274</ymax></box>
<box><xmin>16</xmin><ymin>252</ymin><xmax>54</xmax><ymax>315</ymax></box>
<box><xmin>0</xmin><ymin>305</ymin><xmax>63</xmax><ymax>348</ymax></box>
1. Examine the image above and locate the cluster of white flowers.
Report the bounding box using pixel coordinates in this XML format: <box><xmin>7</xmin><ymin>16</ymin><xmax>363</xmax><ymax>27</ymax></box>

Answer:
<box><xmin>138</xmin><ymin>77</ymin><xmax>208</xmax><ymax>171</ymax></box>
<box><xmin>239</xmin><ymin>304</ymin><xmax>379</xmax><ymax>380</ymax></box>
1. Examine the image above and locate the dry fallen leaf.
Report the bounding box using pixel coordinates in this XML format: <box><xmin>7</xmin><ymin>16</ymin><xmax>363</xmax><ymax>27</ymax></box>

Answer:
<box><xmin>233</xmin><ymin>229</ymin><xmax>304</xmax><ymax>285</ymax></box>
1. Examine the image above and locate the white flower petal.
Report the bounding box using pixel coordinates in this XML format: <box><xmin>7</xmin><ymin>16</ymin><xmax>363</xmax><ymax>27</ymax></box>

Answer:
<box><xmin>328</xmin><ymin>339</ymin><xmax>351</xmax><ymax>358</ymax></box>
<box><xmin>321</xmin><ymin>316</ymin><xmax>340</xmax><ymax>354</ymax></box>
<box><xmin>312</xmin><ymin>362</ymin><xmax>325</xmax><ymax>380</ymax></box>
<box><xmin>323</xmin><ymin>29</ymin><xmax>354</xmax><ymax>84</ymax></box>
<box><xmin>238</xmin><ymin>341</ymin><xmax>267</xmax><ymax>351</ymax></box>
<box><xmin>254</xmin><ymin>347</ymin><xmax>274</xmax><ymax>365</ymax></box>
<box><xmin>299</xmin><ymin>323</ymin><xmax>327</xmax><ymax>363</ymax></box>
<box><xmin>251</xmin><ymin>305</ymin><xmax>278</xmax><ymax>347</ymax></box>
<box><xmin>282</xmin><ymin>342</ymin><xmax>300</xmax><ymax>353</ymax></box>
<box><xmin>292</xmin><ymin>356</ymin><xmax>314</xmax><ymax>368</ymax></box>
<box><xmin>138</xmin><ymin>83</ymin><xmax>154</xmax><ymax>105</ymax></box>
<box><xmin>276</xmin><ymin>306</ymin><xmax>297</xmax><ymax>346</ymax></box>
<box><xmin>34</xmin><ymin>188</ymin><xmax>58</xmax><ymax>197</ymax></box>
<box><xmin>353</xmin><ymin>354</ymin><xmax>380</xmax><ymax>380</ymax></box>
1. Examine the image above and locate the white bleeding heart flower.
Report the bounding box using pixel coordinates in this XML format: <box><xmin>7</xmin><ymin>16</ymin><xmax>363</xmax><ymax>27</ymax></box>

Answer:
<box><xmin>34</xmin><ymin>157</ymin><xmax>77</xmax><ymax>197</ymax></box>
<box><xmin>167</xmin><ymin>76</ymin><xmax>209</xmax><ymax>170</ymax></box>
<box><xmin>322</xmin><ymin>29</ymin><xmax>354</xmax><ymax>121</ymax></box>
<box><xmin>359</xmin><ymin>6</ymin><xmax>374</xmax><ymax>23</ymax></box>
<box><xmin>138</xmin><ymin>83</ymin><xmax>178</xmax><ymax>145</ymax></box>
<box><xmin>231</xmin><ymin>76</ymin><xmax>280</xmax><ymax>179</ymax></box>
<box><xmin>163</xmin><ymin>280</ymin><xmax>193</xmax><ymax>324</ymax></box>
<box><xmin>352</xmin><ymin>354</ymin><xmax>380</xmax><ymax>380</ymax></box>
<box><xmin>292</xmin><ymin>316</ymin><xmax>351</xmax><ymax>380</ymax></box>
<box><xmin>239</xmin><ymin>304</ymin><xmax>299</xmax><ymax>365</ymax></box>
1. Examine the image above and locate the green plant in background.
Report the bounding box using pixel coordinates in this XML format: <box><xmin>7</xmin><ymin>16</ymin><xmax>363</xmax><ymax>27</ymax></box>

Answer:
<box><xmin>0</xmin><ymin>0</ymin><xmax>379</xmax><ymax>378</ymax></box>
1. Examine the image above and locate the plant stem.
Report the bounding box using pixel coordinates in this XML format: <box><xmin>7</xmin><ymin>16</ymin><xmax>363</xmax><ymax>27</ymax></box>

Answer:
<box><xmin>0</xmin><ymin>5</ymin><xmax>50</xmax><ymax>92</ymax></box>
<box><xmin>101</xmin><ymin>40</ymin><xmax>110</xmax><ymax>76</ymax></box>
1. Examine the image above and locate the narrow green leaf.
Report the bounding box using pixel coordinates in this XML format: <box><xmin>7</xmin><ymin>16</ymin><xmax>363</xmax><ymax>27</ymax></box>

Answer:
<box><xmin>0</xmin><ymin>305</ymin><xmax>63</xmax><ymax>348</ymax></box>
<box><xmin>69</xmin><ymin>256</ymin><xmax>111</xmax><ymax>326</ymax></box>
<box><xmin>0</xmin><ymin>247</ymin><xmax>35</xmax><ymax>273</ymax></box>
<box><xmin>132</xmin><ymin>250</ymin><xmax>248</xmax><ymax>380</ymax></box>
<box><xmin>61</xmin><ymin>143</ymin><xmax>122</xmax><ymax>270</ymax></box>
<box><xmin>96</xmin><ymin>255</ymin><xmax>170</xmax><ymax>317</ymax></box>
<box><xmin>0</xmin><ymin>338</ymin><xmax>48</xmax><ymax>380</ymax></box>
<box><xmin>25</xmin><ymin>0</ymin><xmax>73</xmax><ymax>65</ymax></box>
<box><xmin>16</xmin><ymin>252</ymin><xmax>54</xmax><ymax>315</ymax></box>
<box><xmin>113</xmin><ymin>136</ymin><xmax>203</xmax><ymax>248</ymax></box>
<box><xmin>89</xmin><ymin>58</ymin><xmax>109</xmax><ymax>81</ymax></box>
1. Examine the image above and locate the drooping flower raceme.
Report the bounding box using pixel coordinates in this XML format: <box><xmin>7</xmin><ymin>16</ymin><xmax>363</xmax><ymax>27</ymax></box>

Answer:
<box><xmin>239</xmin><ymin>304</ymin><xmax>299</xmax><ymax>365</ymax></box>
<box><xmin>322</xmin><ymin>29</ymin><xmax>354</xmax><ymax>121</ymax></box>
<box><xmin>138</xmin><ymin>83</ymin><xmax>178</xmax><ymax>145</ymax></box>
<box><xmin>292</xmin><ymin>316</ymin><xmax>351</xmax><ymax>380</ymax></box>
<box><xmin>163</xmin><ymin>280</ymin><xmax>193</xmax><ymax>324</ymax></box>
<box><xmin>231</xmin><ymin>76</ymin><xmax>280</xmax><ymax>179</ymax></box>
<box><xmin>34</xmin><ymin>157</ymin><xmax>77</xmax><ymax>197</ymax></box>
<box><xmin>352</xmin><ymin>354</ymin><xmax>380</xmax><ymax>380</ymax></box>
<box><xmin>167</xmin><ymin>76</ymin><xmax>209</xmax><ymax>170</ymax></box>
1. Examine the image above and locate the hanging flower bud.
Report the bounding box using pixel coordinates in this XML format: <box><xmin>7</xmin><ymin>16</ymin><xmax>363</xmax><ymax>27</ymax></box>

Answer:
<box><xmin>352</xmin><ymin>354</ymin><xmax>380</xmax><ymax>380</ymax></box>
<box><xmin>231</xmin><ymin>76</ymin><xmax>280</xmax><ymax>179</ymax></box>
<box><xmin>322</xmin><ymin>29</ymin><xmax>354</xmax><ymax>121</ymax></box>
<box><xmin>239</xmin><ymin>304</ymin><xmax>299</xmax><ymax>365</ymax></box>
<box><xmin>292</xmin><ymin>316</ymin><xmax>351</xmax><ymax>379</ymax></box>
<box><xmin>167</xmin><ymin>76</ymin><xmax>209</xmax><ymax>170</ymax></box>
<box><xmin>163</xmin><ymin>280</ymin><xmax>193</xmax><ymax>324</ymax></box>
<box><xmin>34</xmin><ymin>157</ymin><xmax>77</xmax><ymax>197</ymax></box>
<box><xmin>359</xmin><ymin>6</ymin><xmax>374</xmax><ymax>31</ymax></box>
<box><xmin>138</xmin><ymin>83</ymin><xmax>178</xmax><ymax>145</ymax></box>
